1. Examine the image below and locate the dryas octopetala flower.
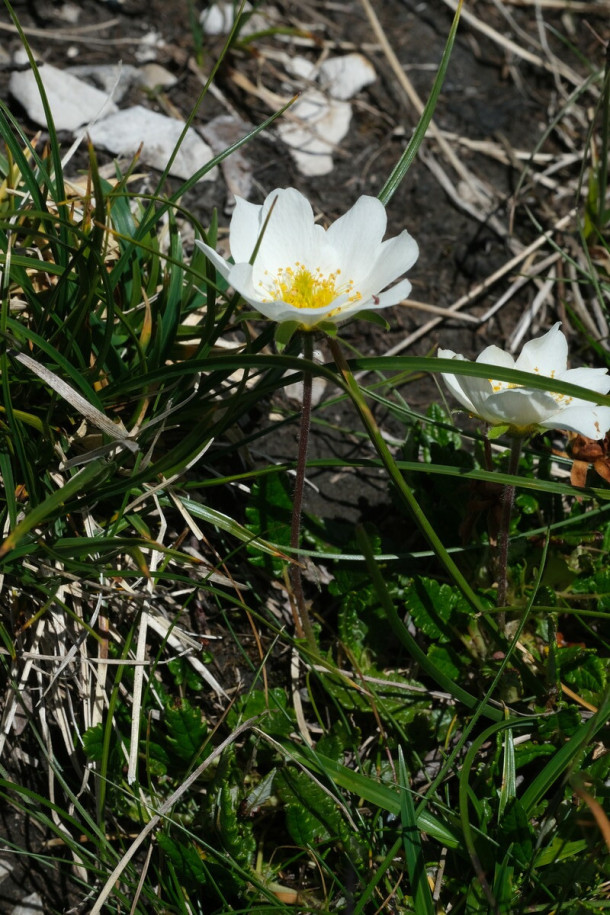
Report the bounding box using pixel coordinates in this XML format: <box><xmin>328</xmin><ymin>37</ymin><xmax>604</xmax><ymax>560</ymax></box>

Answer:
<box><xmin>195</xmin><ymin>187</ymin><xmax>418</xmax><ymax>331</ymax></box>
<box><xmin>438</xmin><ymin>323</ymin><xmax>610</xmax><ymax>440</ymax></box>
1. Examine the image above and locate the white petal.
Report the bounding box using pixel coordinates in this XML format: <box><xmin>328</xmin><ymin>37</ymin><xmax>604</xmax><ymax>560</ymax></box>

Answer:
<box><xmin>225</xmin><ymin>261</ymin><xmax>259</xmax><ymax>302</ymax></box>
<box><xmin>458</xmin><ymin>374</ymin><xmax>500</xmax><ymax>418</ymax></box>
<box><xmin>368</xmin><ymin>278</ymin><xmax>412</xmax><ymax>308</ymax></box>
<box><xmin>325</xmin><ymin>196</ymin><xmax>387</xmax><ymax>278</ymax></box>
<box><xmin>194</xmin><ymin>239</ymin><xmax>232</xmax><ymax>281</ymax></box>
<box><xmin>245</xmin><ymin>297</ymin><xmax>331</xmax><ymax>327</ymax></box>
<box><xmin>561</xmin><ymin>366</ymin><xmax>610</xmax><ymax>396</ymax></box>
<box><xmin>317</xmin><ymin>278</ymin><xmax>412</xmax><ymax>326</ymax></box>
<box><xmin>516</xmin><ymin>322</ymin><xmax>566</xmax><ymax>375</ymax></box>
<box><xmin>475</xmin><ymin>344</ymin><xmax>515</xmax><ymax>369</ymax></box>
<box><xmin>357</xmin><ymin>231</ymin><xmax>419</xmax><ymax>298</ymax></box>
<box><xmin>437</xmin><ymin>351</ymin><xmax>478</xmax><ymax>414</ymax></box>
<box><xmin>543</xmin><ymin>405</ymin><xmax>610</xmax><ymax>439</ymax></box>
<box><xmin>252</xmin><ymin>188</ymin><xmax>320</xmax><ymax>274</ymax></box>
<box><xmin>229</xmin><ymin>196</ymin><xmax>263</xmax><ymax>263</ymax></box>
<box><xmin>482</xmin><ymin>389</ymin><xmax>557</xmax><ymax>428</ymax></box>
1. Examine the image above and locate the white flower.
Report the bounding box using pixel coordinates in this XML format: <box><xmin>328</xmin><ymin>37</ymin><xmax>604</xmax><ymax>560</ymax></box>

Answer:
<box><xmin>438</xmin><ymin>323</ymin><xmax>610</xmax><ymax>440</ymax></box>
<box><xmin>195</xmin><ymin>187</ymin><xmax>418</xmax><ymax>330</ymax></box>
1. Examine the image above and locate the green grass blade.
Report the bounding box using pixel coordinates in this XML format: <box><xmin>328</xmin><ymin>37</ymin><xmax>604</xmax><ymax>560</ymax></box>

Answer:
<box><xmin>398</xmin><ymin>747</ymin><xmax>435</xmax><ymax>915</ymax></box>
<box><xmin>378</xmin><ymin>0</ymin><xmax>463</xmax><ymax>205</ymax></box>
<box><xmin>0</xmin><ymin>458</ymin><xmax>114</xmax><ymax>559</ymax></box>
<box><xmin>273</xmin><ymin>738</ymin><xmax>461</xmax><ymax>849</ymax></box>
<box><xmin>521</xmin><ymin>685</ymin><xmax>610</xmax><ymax>818</ymax></box>
<box><xmin>330</xmin><ymin>338</ymin><xmax>485</xmax><ymax>613</ymax></box>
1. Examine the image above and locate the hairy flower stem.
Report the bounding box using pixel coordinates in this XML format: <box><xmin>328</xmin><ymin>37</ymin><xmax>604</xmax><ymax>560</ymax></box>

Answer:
<box><xmin>496</xmin><ymin>436</ymin><xmax>524</xmax><ymax>627</ymax></box>
<box><xmin>288</xmin><ymin>333</ymin><xmax>317</xmax><ymax>650</ymax></box>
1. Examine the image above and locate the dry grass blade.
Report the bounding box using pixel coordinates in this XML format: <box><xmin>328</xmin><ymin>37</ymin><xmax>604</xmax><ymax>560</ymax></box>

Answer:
<box><xmin>360</xmin><ymin>0</ymin><xmax>496</xmax><ymax>215</ymax></box>
<box><xmin>11</xmin><ymin>351</ymin><xmax>138</xmax><ymax>452</ymax></box>
<box><xmin>89</xmin><ymin>717</ymin><xmax>260</xmax><ymax>915</ymax></box>
<box><xmin>440</xmin><ymin>0</ymin><xmax>584</xmax><ymax>86</ymax></box>
<box><xmin>389</xmin><ymin>211</ymin><xmax>576</xmax><ymax>351</ymax></box>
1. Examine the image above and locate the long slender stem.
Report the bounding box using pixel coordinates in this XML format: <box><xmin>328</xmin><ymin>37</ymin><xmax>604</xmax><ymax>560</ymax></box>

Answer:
<box><xmin>288</xmin><ymin>333</ymin><xmax>317</xmax><ymax>650</ymax></box>
<box><xmin>328</xmin><ymin>335</ymin><xmax>485</xmax><ymax>616</ymax></box>
<box><xmin>496</xmin><ymin>436</ymin><xmax>524</xmax><ymax>620</ymax></box>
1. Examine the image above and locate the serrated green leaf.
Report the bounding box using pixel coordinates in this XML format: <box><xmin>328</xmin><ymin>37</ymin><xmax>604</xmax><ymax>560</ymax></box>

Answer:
<box><xmin>227</xmin><ymin>687</ymin><xmax>293</xmax><ymax>738</ymax></box>
<box><xmin>217</xmin><ymin>783</ymin><xmax>256</xmax><ymax>865</ymax></box>
<box><xmin>168</xmin><ymin>656</ymin><xmax>205</xmax><ymax>691</ymax></box>
<box><xmin>556</xmin><ymin>647</ymin><xmax>606</xmax><ymax>700</ymax></box>
<box><xmin>404</xmin><ymin>576</ymin><xmax>469</xmax><ymax>643</ymax></box>
<box><xmin>425</xmin><ymin>402</ymin><xmax>462</xmax><ymax>448</ymax></box>
<box><xmin>164</xmin><ymin>698</ymin><xmax>208</xmax><ymax>762</ymax></box>
<box><xmin>157</xmin><ymin>831</ymin><xmax>208</xmax><ymax>886</ymax></box>
<box><xmin>277</xmin><ymin>768</ymin><xmax>346</xmax><ymax>847</ymax></box>
<box><xmin>83</xmin><ymin>722</ymin><xmax>104</xmax><ymax>761</ymax></box>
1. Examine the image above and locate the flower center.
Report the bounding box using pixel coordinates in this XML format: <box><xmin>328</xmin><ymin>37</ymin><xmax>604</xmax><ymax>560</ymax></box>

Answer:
<box><xmin>489</xmin><ymin>368</ymin><xmax>573</xmax><ymax>405</ymax></box>
<box><xmin>490</xmin><ymin>380</ymin><xmax>520</xmax><ymax>393</ymax></box>
<box><xmin>259</xmin><ymin>262</ymin><xmax>361</xmax><ymax>310</ymax></box>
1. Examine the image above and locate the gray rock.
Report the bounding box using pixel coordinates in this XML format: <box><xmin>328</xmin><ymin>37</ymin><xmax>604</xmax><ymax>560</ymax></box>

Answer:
<box><xmin>88</xmin><ymin>105</ymin><xmax>217</xmax><ymax>182</ymax></box>
<box><xmin>67</xmin><ymin>63</ymin><xmax>140</xmax><ymax>103</ymax></box>
<box><xmin>9</xmin><ymin>63</ymin><xmax>118</xmax><ymax>132</ymax></box>
<box><xmin>11</xmin><ymin>893</ymin><xmax>44</xmax><ymax>915</ymax></box>
<box><xmin>200</xmin><ymin>114</ymin><xmax>253</xmax><ymax>208</ymax></box>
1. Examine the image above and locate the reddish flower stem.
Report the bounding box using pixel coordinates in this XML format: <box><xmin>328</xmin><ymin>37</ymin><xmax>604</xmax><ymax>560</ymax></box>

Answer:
<box><xmin>496</xmin><ymin>435</ymin><xmax>524</xmax><ymax>629</ymax></box>
<box><xmin>288</xmin><ymin>333</ymin><xmax>317</xmax><ymax>650</ymax></box>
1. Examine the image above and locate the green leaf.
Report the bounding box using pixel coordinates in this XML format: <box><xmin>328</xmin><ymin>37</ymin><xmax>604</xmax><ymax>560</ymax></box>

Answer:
<box><xmin>0</xmin><ymin>458</ymin><xmax>114</xmax><ymax>558</ymax></box>
<box><xmin>498</xmin><ymin>727</ymin><xmax>516</xmax><ymax>820</ymax></box>
<box><xmin>278</xmin><ymin>741</ymin><xmax>462</xmax><ymax>849</ymax></box>
<box><xmin>398</xmin><ymin>747</ymin><xmax>435</xmax><ymax>915</ymax></box>
<box><xmin>245</xmin><ymin>472</ymin><xmax>293</xmax><ymax>572</ymax></box>
<box><xmin>427</xmin><ymin>643</ymin><xmax>461</xmax><ymax>679</ymax></box>
<box><xmin>157</xmin><ymin>831</ymin><xmax>208</xmax><ymax>886</ymax></box>
<box><xmin>217</xmin><ymin>783</ymin><xmax>256</xmax><ymax>866</ymax></box>
<box><xmin>164</xmin><ymin>698</ymin><xmax>208</xmax><ymax>762</ymax></box>
<box><xmin>277</xmin><ymin>768</ymin><xmax>348</xmax><ymax>848</ymax></box>
<box><xmin>404</xmin><ymin>576</ymin><xmax>469</xmax><ymax>643</ymax></box>
<box><xmin>515</xmin><ymin>492</ymin><xmax>539</xmax><ymax>515</ymax></box>
<box><xmin>168</xmin><ymin>656</ymin><xmax>205</xmax><ymax>691</ymax></box>
<box><xmin>227</xmin><ymin>687</ymin><xmax>293</xmax><ymax>738</ymax></box>
<box><xmin>274</xmin><ymin>320</ymin><xmax>300</xmax><ymax>349</ymax></box>
<box><xmin>83</xmin><ymin>722</ymin><xmax>104</xmax><ymax>761</ymax></box>
<box><xmin>487</xmin><ymin>423</ymin><xmax>512</xmax><ymax>440</ymax></box>
<box><xmin>424</xmin><ymin>402</ymin><xmax>462</xmax><ymax>449</ymax></box>
<box><xmin>556</xmin><ymin>647</ymin><xmax>607</xmax><ymax>701</ymax></box>
<box><xmin>497</xmin><ymin>798</ymin><xmax>534</xmax><ymax>868</ymax></box>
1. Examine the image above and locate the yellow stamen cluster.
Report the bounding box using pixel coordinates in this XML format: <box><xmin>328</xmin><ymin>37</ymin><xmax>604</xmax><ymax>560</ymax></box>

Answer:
<box><xmin>489</xmin><ymin>366</ymin><xmax>573</xmax><ymax>405</ymax></box>
<box><xmin>490</xmin><ymin>380</ymin><xmax>519</xmax><ymax>393</ymax></box>
<box><xmin>259</xmin><ymin>262</ymin><xmax>362</xmax><ymax>311</ymax></box>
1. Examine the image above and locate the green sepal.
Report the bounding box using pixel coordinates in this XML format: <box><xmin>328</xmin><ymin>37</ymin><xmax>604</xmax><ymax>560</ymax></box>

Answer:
<box><xmin>349</xmin><ymin>309</ymin><xmax>390</xmax><ymax>330</ymax></box>
<box><xmin>315</xmin><ymin>320</ymin><xmax>338</xmax><ymax>336</ymax></box>
<box><xmin>274</xmin><ymin>320</ymin><xmax>301</xmax><ymax>350</ymax></box>
<box><xmin>486</xmin><ymin>423</ymin><xmax>512</xmax><ymax>440</ymax></box>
